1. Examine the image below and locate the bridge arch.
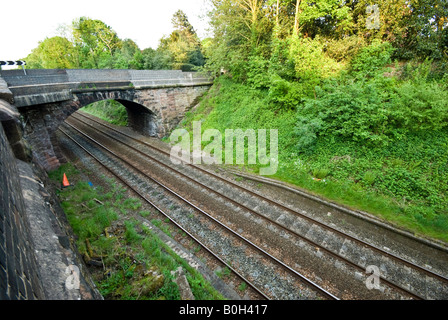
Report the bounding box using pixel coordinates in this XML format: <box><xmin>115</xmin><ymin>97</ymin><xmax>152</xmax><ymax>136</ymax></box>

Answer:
<box><xmin>115</xmin><ymin>99</ymin><xmax>158</xmax><ymax>137</ymax></box>
<box><xmin>40</xmin><ymin>91</ymin><xmax>161</xmax><ymax>170</ymax></box>
<box><xmin>73</xmin><ymin>90</ymin><xmax>160</xmax><ymax>137</ymax></box>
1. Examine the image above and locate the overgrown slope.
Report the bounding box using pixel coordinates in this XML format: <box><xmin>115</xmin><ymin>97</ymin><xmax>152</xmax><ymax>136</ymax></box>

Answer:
<box><xmin>176</xmin><ymin>62</ymin><xmax>448</xmax><ymax>243</ymax></box>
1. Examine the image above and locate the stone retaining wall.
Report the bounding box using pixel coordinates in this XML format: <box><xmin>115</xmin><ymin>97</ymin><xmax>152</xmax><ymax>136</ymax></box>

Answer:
<box><xmin>0</xmin><ymin>119</ymin><xmax>45</xmax><ymax>299</ymax></box>
<box><xmin>1</xmin><ymin>97</ymin><xmax>102</xmax><ymax>300</ymax></box>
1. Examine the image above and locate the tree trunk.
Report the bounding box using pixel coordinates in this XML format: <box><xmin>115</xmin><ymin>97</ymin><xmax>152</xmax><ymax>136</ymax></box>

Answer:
<box><xmin>294</xmin><ymin>0</ymin><xmax>301</xmax><ymax>35</ymax></box>
<box><xmin>276</xmin><ymin>0</ymin><xmax>280</xmax><ymax>27</ymax></box>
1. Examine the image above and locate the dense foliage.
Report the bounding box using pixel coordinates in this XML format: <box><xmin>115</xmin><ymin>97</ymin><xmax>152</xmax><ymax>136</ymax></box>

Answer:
<box><xmin>179</xmin><ymin>73</ymin><xmax>448</xmax><ymax>242</ymax></box>
<box><xmin>203</xmin><ymin>0</ymin><xmax>447</xmax><ymax>91</ymax></box>
<box><xmin>179</xmin><ymin>1</ymin><xmax>448</xmax><ymax>241</ymax></box>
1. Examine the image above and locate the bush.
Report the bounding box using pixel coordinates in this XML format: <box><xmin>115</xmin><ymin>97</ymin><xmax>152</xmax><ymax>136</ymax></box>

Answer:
<box><xmin>294</xmin><ymin>67</ymin><xmax>448</xmax><ymax>150</ymax></box>
<box><xmin>390</xmin><ymin>80</ymin><xmax>448</xmax><ymax>132</ymax></box>
<box><xmin>268</xmin><ymin>75</ymin><xmax>304</xmax><ymax>109</ymax></box>
<box><xmin>289</xmin><ymin>35</ymin><xmax>343</xmax><ymax>81</ymax></box>
<box><xmin>323</xmin><ymin>36</ymin><xmax>366</xmax><ymax>62</ymax></box>
<box><xmin>181</xmin><ymin>76</ymin><xmax>448</xmax><ymax>241</ymax></box>
<box><xmin>295</xmin><ymin>79</ymin><xmax>392</xmax><ymax>149</ymax></box>
<box><xmin>350</xmin><ymin>40</ymin><xmax>395</xmax><ymax>76</ymax></box>
<box><xmin>246</xmin><ymin>54</ymin><xmax>270</xmax><ymax>89</ymax></box>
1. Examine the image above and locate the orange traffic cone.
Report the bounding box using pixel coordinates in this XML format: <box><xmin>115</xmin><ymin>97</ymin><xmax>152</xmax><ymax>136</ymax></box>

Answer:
<box><xmin>62</xmin><ymin>173</ymin><xmax>70</xmax><ymax>188</ymax></box>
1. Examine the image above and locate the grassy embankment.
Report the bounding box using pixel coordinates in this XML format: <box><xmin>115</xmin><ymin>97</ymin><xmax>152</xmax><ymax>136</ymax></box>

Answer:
<box><xmin>174</xmin><ymin>72</ymin><xmax>448</xmax><ymax>244</ymax></box>
<box><xmin>48</xmin><ymin>163</ymin><xmax>225</xmax><ymax>300</ymax></box>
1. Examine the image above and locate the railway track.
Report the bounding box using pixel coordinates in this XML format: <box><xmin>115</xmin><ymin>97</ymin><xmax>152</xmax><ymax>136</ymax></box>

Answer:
<box><xmin>59</xmin><ymin>119</ymin><xmax>339</xmax><ymax>300</ymax></box>
<box><xmin>59</xmin><ymin>111</ymin><xmax>448</xmax><ymax>299</ymax></box>
<box><xmin>57</xmin><ymin>125</ymin><xmax>272</xmax><ymax>300</ymax></box>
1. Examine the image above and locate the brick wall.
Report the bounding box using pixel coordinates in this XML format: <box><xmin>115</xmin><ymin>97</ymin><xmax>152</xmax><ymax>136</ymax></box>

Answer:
<box><xmin>0</xmin><ymin>120</ymin><xmax>45</xmax><ymax>300</ymax></box>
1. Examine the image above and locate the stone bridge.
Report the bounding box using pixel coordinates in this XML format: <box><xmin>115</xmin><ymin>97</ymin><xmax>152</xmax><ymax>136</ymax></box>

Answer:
<box><xmin>0</xmin><ymin>69</ymin><xmax>213</xmax><ymax>171</ymax></box>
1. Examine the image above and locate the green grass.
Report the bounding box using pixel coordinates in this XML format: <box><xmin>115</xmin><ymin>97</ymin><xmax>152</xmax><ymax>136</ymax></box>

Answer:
<box><xmin>174</xmin><ymin>76</ymin><xmax>448</xmax><ymax>243</ymax></box>
<box><xmin>215</xmin><ymin>266</ymin><xmax>232</xmax><ymax>279</ymax></box>
<box><xmin>49</xmin><ymin>163</ymin><xmax>225</xmax><ymax>300</ymax></box>
<box><xmin>81</xmin><ymin>99</ymin><xmax>128</xmax><ymax>126</ymax></box>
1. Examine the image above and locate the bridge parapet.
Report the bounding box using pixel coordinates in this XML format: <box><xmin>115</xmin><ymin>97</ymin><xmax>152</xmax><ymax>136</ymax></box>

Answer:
<box><xmin>0</xmin><ymin>69</ymin><xmax>213</xmax><ymax>107</ymax></box>
<box><xmin>0</xmin><ymin>75</ymin><xmax>13</xmax><ymax>103</ymax></box>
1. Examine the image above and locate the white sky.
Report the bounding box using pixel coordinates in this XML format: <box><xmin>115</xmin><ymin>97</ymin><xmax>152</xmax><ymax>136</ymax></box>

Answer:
<box><xmin>0</xmin><ymin>0</ymin><xmax>212</xmax><ymax>64</ymax></box>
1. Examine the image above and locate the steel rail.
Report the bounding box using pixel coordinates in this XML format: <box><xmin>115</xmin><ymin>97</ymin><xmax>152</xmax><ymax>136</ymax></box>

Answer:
<box><xmin>60</xmin><ymin>123</ymin><xmax>339</xmax><ymax>300</ymax></box>
<box><xmin>68</xmin><ymin>114</ymin><xmax>425</xmax><ymax>299</ymax></box>
<box><xmin>58</xmin><ymin>126</ymin><xmax>271</xmax><ymax>300</ymax></box>
<box><xmin>73</xmin><ymin>111</ymin><xmax>448</xmax><ymax>286</ymax></box>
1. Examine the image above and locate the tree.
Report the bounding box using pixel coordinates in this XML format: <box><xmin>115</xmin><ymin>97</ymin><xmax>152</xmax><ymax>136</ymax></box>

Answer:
<box><xmin>72</xmin><ymin>17</ymin><xmax>122</xmax><ymax>68</ymax></box>
<box><xmin>157</xmin><ymin>10</ymin><xmax>205</xmax><ymax>70</ymax></box>
<box><xmin>291</xmin><ymin>0</ymin><xmax>354</xmax><ymax>38</ymax></box>
<box><xmin>204</xmin><ymin>0</ymin><xmax>273</xmax><ymax>80</ymax></box>
<box><xmin>141</xmin><ymin>48</ymin><xmax>155</xmax><ymax>68</ymax></box>
<box><xmin>172</xmin><ymin>9</ymin><xmax>196</xmax><ymax>35</ymax></box>
<box><xmin>113</xmin><ymin>39</ymin><xmax>144</xmax><ymax>69</ymax></box>
<box><xmin>25</xmin><ymin>36</ymin><xmax>78</xmax><ymax>69</ymax></box>
<box><xmin>393</xmin><ymin>0</ymin><xmax>448</xmax><ymax>60</ymax></box>
<box><xmin>293</xmin><ymin>0</ymin><xmax>301</xmax><ymax>35</ymax></box>
<box><xmin>237</xmin><ymin>0</ymin><xmax>264</xmax><ymax>43</ymax></box>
